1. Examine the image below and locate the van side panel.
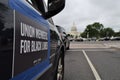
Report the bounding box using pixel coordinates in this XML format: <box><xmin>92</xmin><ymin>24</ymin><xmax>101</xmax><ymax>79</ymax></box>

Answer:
<box><xmin>0</xmin><ymin>0</ymin><xmax>55</xmax><ymax>79</ymax></box>
<box><xmin>0</xmin><ymin>0</ymin><xmax>14</xmax><ymax>79</ymax></box>
<box><xmin>13</xmin><ymin>10</ymin><xmax>50</xmax><ymax>78</ymax></box>
<box><xmin>0</xmin><ymin>0</ymin><xmax>61</xmax><ymax>79</ymax></box>
<box><xmin>9</xmin><ymin>0</ymin><xmax>52</xmax><ymax>79</ymax></box>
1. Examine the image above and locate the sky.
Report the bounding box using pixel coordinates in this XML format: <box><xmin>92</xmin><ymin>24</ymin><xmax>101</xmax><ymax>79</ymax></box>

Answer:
<box><xmin>53</xmin><ymin>0</ymin><xmax>120</xmax><ymax>33</ymax></box>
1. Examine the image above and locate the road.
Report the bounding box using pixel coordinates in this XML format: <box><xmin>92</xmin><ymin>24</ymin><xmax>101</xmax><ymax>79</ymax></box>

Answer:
<box><xmin>64</xmin><ymin>41</ymin><xmax>120</xmax><ymax>80</ymax></box>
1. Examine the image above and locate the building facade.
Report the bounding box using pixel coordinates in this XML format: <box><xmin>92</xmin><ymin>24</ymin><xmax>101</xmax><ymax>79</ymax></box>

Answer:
<box><xmin>68</xmin><ymin>23</ymin><xmax>80</xmax><ymax>39</ymax></box>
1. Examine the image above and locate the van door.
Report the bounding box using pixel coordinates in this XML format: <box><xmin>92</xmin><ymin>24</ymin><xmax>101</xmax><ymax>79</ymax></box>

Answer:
<box><xmin>9</xmin><ymin>0</ymin><xmax>51</xmax><ymax>79</ymax></box>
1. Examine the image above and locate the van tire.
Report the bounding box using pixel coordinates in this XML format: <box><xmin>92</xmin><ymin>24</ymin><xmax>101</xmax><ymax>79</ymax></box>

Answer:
<box><xmin>66</xmin><ymin>44</ymin><xmax>70</xmax><ymax>50</ymax></box>
<box><xmin>54</xmin><ymin>52</ymin><xmax>64</xmax><ymax>80</ymax></box>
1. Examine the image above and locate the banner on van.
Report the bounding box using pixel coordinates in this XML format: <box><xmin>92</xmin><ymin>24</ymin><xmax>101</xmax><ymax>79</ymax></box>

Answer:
<box><xmin>13</xmin><ymin>11</ymin><xmax>49</xmax><ymax>76</ymax></box>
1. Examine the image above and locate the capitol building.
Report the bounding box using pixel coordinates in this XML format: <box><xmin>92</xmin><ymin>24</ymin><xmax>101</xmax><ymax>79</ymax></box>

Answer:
<box><xmin>68</xmin><ymin>23</ymin><xmax>81</xmax><ymax>39</ymax></box>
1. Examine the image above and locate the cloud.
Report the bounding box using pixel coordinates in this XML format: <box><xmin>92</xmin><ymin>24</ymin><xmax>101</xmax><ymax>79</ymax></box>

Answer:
<box><xmin>53</xmin><ymin>0</ymin><xmax>120</xmax><ymax>32</ymax></box>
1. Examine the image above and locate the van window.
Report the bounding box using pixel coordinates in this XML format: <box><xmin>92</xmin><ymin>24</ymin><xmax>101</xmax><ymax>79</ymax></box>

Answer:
<box><xmin>0</xmin><ymin>1</ymin><xmax>14</xmax><ymax>79</ymax></box>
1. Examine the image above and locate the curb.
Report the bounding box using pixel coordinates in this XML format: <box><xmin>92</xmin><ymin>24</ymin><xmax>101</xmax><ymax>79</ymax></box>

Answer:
<box><xmin>104</xmin><ymin>43</ymin><xmax>120</xmax><ymax>49</ymax></box>
<box><xmin>110</xmin><ymin>46</ymin><xmax>120</xmax><ymax>50</ymax></box>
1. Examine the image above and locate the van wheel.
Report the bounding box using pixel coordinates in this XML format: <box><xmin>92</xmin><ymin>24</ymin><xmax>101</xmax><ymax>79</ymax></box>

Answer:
<box><xmin>66</xmin><ymin>44</ymin><xmax>70</xmax><ymax>50</ymax></box>
<box><xmin>66</xmin><ymin>46</ymin><xmax>69</xmax><ymax>50</ymax></box>
<box><xmin>55</xmin><ymin>55</ymin><xmax>64</xmax><ymax>80</ymax></box>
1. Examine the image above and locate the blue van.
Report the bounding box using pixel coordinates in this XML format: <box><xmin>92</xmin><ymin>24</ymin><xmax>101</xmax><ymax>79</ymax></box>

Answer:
<box><xmin>0</xmin><ymin>0</ymin><xmax>65</xmax><ymax>80</ymax></box>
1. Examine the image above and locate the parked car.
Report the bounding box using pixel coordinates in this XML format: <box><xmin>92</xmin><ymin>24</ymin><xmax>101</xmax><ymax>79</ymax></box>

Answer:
<box><xmin>0</xmin><ymin>0</ymin><xmax>65</xmax><ymax>80</ymax></box>
<box><xmin>98</xmin><ymin>37</ymin><xmax>110</xmax><ymax>41</ymax></box>
<box><xmin>75</xmin><ymin>37</ymin><xmax>83</xmax><ymax>42</ymax></box>
<box><xmin>91</xmin><ymin>37</ymin><xmax>97</xmax><ymax>41</ymax></box>
<box><xmin>56</xmin><ymin>25</ymin><xmax>70</xmax><ymax>50</ymax></box>
<box><xmin>111</xmin><ymin>37</ymin><xmax>120</xmax><ymax>41</ymax></box>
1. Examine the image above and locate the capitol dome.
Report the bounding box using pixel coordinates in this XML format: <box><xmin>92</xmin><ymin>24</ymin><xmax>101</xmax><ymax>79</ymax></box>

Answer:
<box><xmin>68</xmin><ymin>22</ymin><xmax>81</xmax><ymax>39</ymax></box>
<box><xmin>71</xmin><ymin>23</ymin><xmax>77</xmax><ymax>32</ymax></box>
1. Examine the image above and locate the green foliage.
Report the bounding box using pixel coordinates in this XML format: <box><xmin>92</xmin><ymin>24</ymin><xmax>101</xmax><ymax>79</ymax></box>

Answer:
<box><xmin>81</xmin><ymin>22</ymin><xmax>115</xmax><ymax>38</ymax></box>
<box><xmin>100</xmin><ymin>28</ymin><xmax>114</xmax><ymax>37</ymax></box>
<box><xmin>81</xmin><ymin>22</ymin><xmax>104</xmax><ymax>38</ymax></box>
<box><xmin>81</xmin><ymin>31</ymin><xmax>87</xmax><ymax>38</ymax></box>
<box><xmin>114</xmin><ymin>31</ymin><xmax>120</xmax><ymax>37</ymax></box>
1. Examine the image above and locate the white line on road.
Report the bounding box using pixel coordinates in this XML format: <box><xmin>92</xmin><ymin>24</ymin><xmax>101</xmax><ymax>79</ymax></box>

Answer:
<box><xmin>67</xmin><ymin>49</ymin><xmax>116</xmax><ymax>52</ymax></box>
<box><xmin>82</xmin><ymin>50</ymin><xmax>101</xmax><ymax>80</ymax></box>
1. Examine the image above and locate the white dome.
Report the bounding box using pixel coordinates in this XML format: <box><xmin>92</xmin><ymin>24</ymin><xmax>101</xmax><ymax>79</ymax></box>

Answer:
<box><xmin>71</xmin><ymin>23</ymin><xmax>77</xmax><ymax>32</ymax></box>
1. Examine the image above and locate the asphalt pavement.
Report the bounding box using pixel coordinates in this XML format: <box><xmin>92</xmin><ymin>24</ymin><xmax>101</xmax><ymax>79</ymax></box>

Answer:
<box><xmin>64</xmin><ymin>41</ymin><xmax>120</xmax><ymax>80</ymax></box>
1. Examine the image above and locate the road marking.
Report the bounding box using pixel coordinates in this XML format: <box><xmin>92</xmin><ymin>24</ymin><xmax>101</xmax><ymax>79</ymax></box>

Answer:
<box><xmin>67</xmin><ymin>49</ymin><xmax>116</xmax><ymax>52</ymax></box>
<box><xmin>82</xmin><ymin>50</ymin><xmax>101</xmax><ymax>80</ymax></box>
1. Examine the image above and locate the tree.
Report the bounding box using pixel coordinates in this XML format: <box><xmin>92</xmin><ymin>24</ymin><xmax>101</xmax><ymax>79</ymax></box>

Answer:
<box><xmin>81</xmin><ymin>22</ymin><xmax>116</xmax><ymax>38</ymax></box>
<box><xmin>81</xmin><ymin>31</ymin><xmax>87</xmax><ymax>38</ymax></box>
<box><xmin>114</xmin><ymin>31</ymin><xmax>120</xmax><ymax>37</ymax></box>
<box><xmin>92</xmin><ymin>22</ymin><xmax>104</xmax><ymax>31</ymax></box>
<box><xmin>81</xmin><ymin>22</ymin><xmax>104</xmax><ymax>38</ymax></box>
<box><xmin>100</xmin><ymin>27</ymin><xmax>114</xmax><ymax>37</ymax></box>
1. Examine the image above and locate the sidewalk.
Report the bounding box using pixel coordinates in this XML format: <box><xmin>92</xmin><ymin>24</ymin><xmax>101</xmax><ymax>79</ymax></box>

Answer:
<box><xmin>104</xmin><ymin>43</ymin><xmax>120</xmax><ymax>49</ymax></box>
<box><xmin>70</xmin><ymin>41</ymin><xmax>120</xmax><ymax>49</ymax></box>
<box><xmin>70</xmin><ymin>43</ymin><xmax>109</xmax><ymax>48</ymax></box>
